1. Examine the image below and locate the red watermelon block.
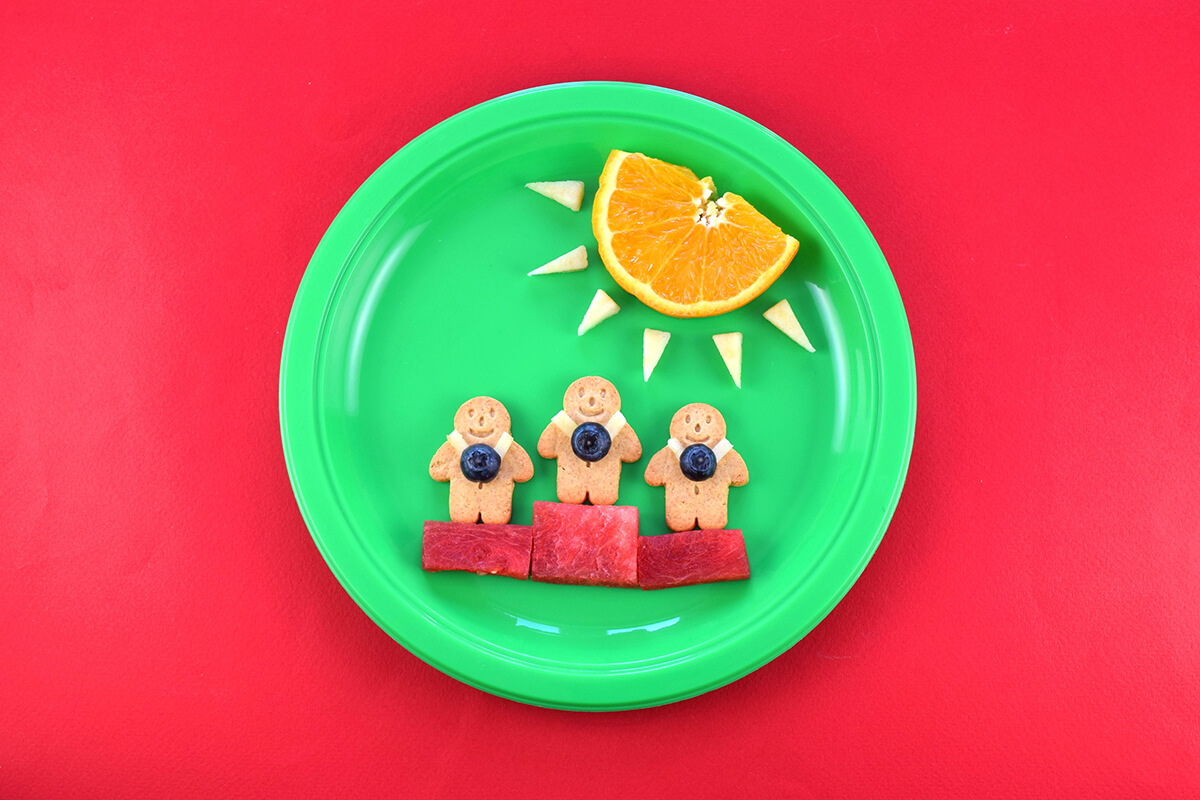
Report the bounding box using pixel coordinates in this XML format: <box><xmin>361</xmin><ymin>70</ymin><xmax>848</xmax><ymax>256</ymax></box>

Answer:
<box><xmin>637</xmin><ymin>529</ymin><xmax>751</xmax><ymax>590</ymax></box>
<box><xmin>422</xmin><ymin>521</ymin><xmax>533</xmax><ymax>580</ymax></box>
<box><xmin>531</xmin><ymin>501</ymin><xmax>639</xmax><ymax>588</ymax></box>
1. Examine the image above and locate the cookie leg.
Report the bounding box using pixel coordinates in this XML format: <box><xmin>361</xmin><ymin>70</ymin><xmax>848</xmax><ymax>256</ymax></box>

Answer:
<box><xmin>581</xmin><ymin>460</ymin><xmax>622</xmax><ymax>506</ymax></box>
<box><xmin>695</xmin><ymin>505</ymin><xmax>728</xmax><ymax>531</ymax></box>
<box><xmin>585</xmin><ymin>481</ymin><xmax>619</xmax><ymax>506</ymax></box>
<box><xmin>479</xmin><ymin>486</ymin><xmax>513</xmax><ymax>525</ymax></box>
<box><xmin>665</xmin><ymin>503</ymin><xmax>698</xmax><ymax>532</ymax></box>
<box><xmin>448</xmin><ymin>480</ymin><xmax>483</xmax><ymax>523</ymax></box>
<box><xmin>556</xmin><ymin>464</ymin><xmax>588</xmax><ymax>504</ymax></box>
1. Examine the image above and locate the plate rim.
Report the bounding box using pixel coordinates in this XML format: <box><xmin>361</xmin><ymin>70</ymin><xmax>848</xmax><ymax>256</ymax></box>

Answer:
<box><xmin>279</xmin><ymin>80</ymin><xmax>917</xmax><ymax>710</ymax></box>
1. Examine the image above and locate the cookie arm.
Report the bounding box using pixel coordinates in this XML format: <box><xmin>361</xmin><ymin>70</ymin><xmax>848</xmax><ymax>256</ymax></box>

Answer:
<box><xmin>429</xmin><ymin>441</ymin><xmax>457</xmax><ymax>482</ymax></box>
<box><xmin>536</xmin><ymin>422</ymin><xmax>560</xmax><ymax>459</ymax></box>
<box><xmin>724</xmin><ymin>450</ymin><xmax>750</xmax><ymax>487</ymax></box>
<box><xmin>505</xmin><ymin>441</ymin><xmax>535</xmax><ymax>483</ymax></box>
<box><xmin>614</xmin><ymin>424</ymin><xmax>642</xmax><ymax>463</ymax></box>
<box><xmin>644</xmin><ymin>448</ymin><xmax>671</xmax><ymax>486</ymax></box>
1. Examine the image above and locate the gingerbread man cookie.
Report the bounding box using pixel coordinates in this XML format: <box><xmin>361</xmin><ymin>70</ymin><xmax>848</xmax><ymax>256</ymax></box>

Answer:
<box><xmin>429</xmin><ymin>396</ymin><xmax>534</xmax><ymax>524</ymax></box>
<box><xmin>536</xmin><ymin>376</ymin><xmax>642</xmax><ymax>505</ymax></box>
<box><xmin>644</xmin><ymin>403</ymin><xmax>749</xmax><ymax>532</ymax></box>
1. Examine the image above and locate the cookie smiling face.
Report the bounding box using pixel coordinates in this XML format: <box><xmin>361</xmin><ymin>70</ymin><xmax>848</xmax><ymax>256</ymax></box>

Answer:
<box><xmin>671</xmin><ymin>403</ymin><xmax>725</xmax><ymax>447</ymax></box>
<box><xmin>454</xmin><ymin>396</ymin><xmax>511</xmax><ymax>444</ymax></box>
<box><xmin>563</xmin><ymin>376</ymin><xmax>620</xmax><ymax>425</ymax></box>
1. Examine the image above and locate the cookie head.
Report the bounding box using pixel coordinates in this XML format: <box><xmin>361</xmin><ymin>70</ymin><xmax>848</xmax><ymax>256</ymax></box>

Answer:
<box><xmin>563</xmin><ymin>376</ymin><xmax>620</xmax><ymax>424</ymax></box>
<box><xmin>454</xmin><ymin>396</ymin><xmax>511</xmax><ymax>443</ymax></box>
<box><xmin>670</xmin><ymin>403</ymin><xmax>726</xmax><ymax>447</ymax></box>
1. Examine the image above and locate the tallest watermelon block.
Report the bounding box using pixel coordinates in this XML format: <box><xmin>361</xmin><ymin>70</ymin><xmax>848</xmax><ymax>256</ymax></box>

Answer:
<box><xmin>531</xmin><ymin>501</ymin><xmax>639</xmax><ymax>588</ymax></box>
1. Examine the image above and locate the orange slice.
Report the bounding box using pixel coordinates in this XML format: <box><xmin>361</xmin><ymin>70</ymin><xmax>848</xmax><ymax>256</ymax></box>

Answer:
<box><xmin>592</xmin><ymin>150</ymin><xmax>799</xmax><ymax>318</ymax></box>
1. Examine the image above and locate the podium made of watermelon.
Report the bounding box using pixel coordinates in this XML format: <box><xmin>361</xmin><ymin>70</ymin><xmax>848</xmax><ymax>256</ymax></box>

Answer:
<box><xmin>423</xmin><ymin>502</ymin><xmax>749</xmax><ymax>590</ymax></box>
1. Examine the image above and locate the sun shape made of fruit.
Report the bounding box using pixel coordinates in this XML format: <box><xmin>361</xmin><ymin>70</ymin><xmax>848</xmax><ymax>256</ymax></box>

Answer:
<box><xmin>525</xmin><ymin>151</ymin><xmax>817</xmax><ymax>387</ymax></box>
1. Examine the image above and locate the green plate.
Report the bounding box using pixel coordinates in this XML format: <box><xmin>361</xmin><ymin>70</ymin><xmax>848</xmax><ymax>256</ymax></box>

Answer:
<box><xmin>280</xmin><ymin>82</ymin><xmax>915</xmax><ymax>710</ymax></box>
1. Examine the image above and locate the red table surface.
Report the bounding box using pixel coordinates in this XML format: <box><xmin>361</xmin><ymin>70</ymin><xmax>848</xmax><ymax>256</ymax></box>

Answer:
<box><xmin>3</xmin><ymin>2</ymin><xmax>1198</xmax><ymax>797</ymax></box>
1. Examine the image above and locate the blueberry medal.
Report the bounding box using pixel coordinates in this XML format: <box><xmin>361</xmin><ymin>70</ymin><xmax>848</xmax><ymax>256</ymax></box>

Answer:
<box><xmin>667</xmin><ymin>436</ymin><xmax>732</xmax><ymax>482</ymax></box>
<box><xmin>459</xmin><ymin>443</ymin><xmax>501</xmax><ymax>483</ymax></box>
<box><xmin>571</xmin><ymin>422</ymin><xmax>612</xmax><ymax>462</ymax></box>
<box><xmin>448</xmin><ymin>430</ymin><xmax>513</xmax><ymax>484</ymax></box>
<box><xmin>679</xmin><ymin>444</ymin><xmax>717</xmax><ymax>481</ymax></box>
<box><xmin>551</xmin><ymin>410</ymin><xmax>628</xmax><ymax>463</ymax></box>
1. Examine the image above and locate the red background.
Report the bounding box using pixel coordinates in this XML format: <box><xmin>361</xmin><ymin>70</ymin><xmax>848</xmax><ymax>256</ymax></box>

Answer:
<box><xmin>4</xmin><ymin>2</ymin><xmax>1198</xmax><ymax>797</ymax></box>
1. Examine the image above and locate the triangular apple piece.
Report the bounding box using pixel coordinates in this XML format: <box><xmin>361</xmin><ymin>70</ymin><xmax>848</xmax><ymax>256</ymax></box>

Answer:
<box><xmin>577</xmin><ymin>290</ymin><xmax>620</xmax><ymax>336</ymax></box>
<box><xmin>526</xmin><ymin>180</ymin><xmax>584</xmax><ymax>212</ymax></box>
<box><xmin>643</xmin><ymin>329</ymin><xmax>671</xmax><ymax>381</ymax></box>
<box><xmin>712</xmin><ymin>332</ymin><xmax>743</xmax><ymax>388</ymax></box>
<box><xmin>763</xmin><ymin>299</ymin><xmax>815</xmax><ymax>352</ymax></box>
<box><xmin>528</xmin><ymin>245</ymin><xmax>588</xmax><ymax>276</ymax></box>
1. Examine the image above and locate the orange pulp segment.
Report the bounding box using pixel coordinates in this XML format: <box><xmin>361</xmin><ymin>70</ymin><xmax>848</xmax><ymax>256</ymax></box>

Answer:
<box><xmin>592</xmin><ymin>150</ymin><xmax>799</xmax><ymax>318</ymax></box>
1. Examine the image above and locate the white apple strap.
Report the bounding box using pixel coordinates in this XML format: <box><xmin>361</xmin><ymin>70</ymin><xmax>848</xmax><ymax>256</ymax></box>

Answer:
<box><xmin>447</xmin><ymin>430</ymin><xmax>511</xmax><ymax>457</ymax></box>
<box><xmin>666</xmin><ymin>437</ymin><xmax>732</xmax><ymax>462</ymax></box>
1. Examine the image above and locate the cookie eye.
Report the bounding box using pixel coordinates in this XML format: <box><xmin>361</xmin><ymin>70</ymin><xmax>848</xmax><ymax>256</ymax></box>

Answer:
<box><xmin>467</xmin><ymin>408</ymin><xmax>474</xmax><ymax>417</ymax></box>
<box><xmin>578</xmin><ymin>387</ymin><xmax>584</xmax><ymax>397</ymax></box>
<box><xmin>685</xmin><ymin>414</ymin><xmax>692</xmax><ymax>424</ymax></box>
<box><xmin>600</xmin><ymin>388</ymin><xmax>607</xmax><ymax>399</ymax></box>
<box><xmin>705</xmin><ymin>415</ymin><xmax>712</xmax><ymax>424</ymax></box>
<box><xmin>489</xmin><ymin>408</ymin><xmax>495</xmax><ymax>418</ymax></box>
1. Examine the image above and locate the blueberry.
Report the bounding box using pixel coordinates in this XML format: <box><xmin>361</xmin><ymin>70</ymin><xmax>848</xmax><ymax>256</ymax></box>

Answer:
<box><xmin>679</xmin><ymin>444</ymin><xmax>716</xmax><ymax>481</ymax></box>
<box><xmin>571</xmin><ymin>422</ymin><xmax>611</xmax><ymax>462</ymax></box>
<box><xmin>460</xmin><ymin>443</ymin><xmax>501</xmax><ymax>483</ymax></box>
